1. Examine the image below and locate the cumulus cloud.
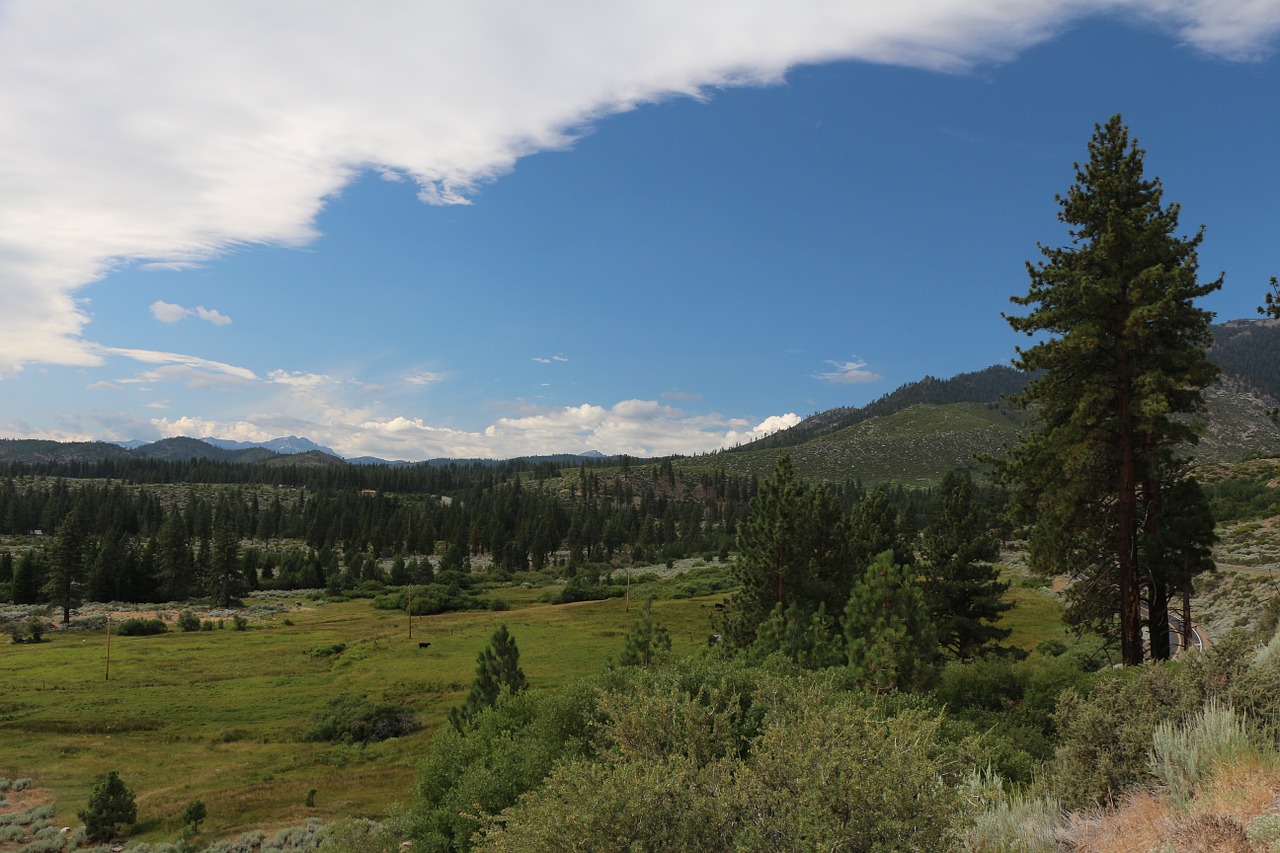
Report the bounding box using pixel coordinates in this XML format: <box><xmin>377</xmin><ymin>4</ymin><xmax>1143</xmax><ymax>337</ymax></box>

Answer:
<box><xmin>815</xmin><ymin>358</ymin><xmax>884</xmax><ymax>384</ymax></box>
<box><xmin>149</xmin><ymin>300</ymin><xmax>232</xmax><ymax>325</ymax></box>
<box><xmin>2</xmin><ymin>2</ymin><xmax>1277</xmax><ymax>376</ymax></box>
<box><xmin>150</xmin><ymin>300</ymin><xmax>189</xmax><ymax>323</ymax></box>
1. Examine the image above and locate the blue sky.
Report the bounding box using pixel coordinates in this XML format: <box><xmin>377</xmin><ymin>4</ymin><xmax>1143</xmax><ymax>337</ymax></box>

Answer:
<box><xmin>2</xmin><ymin>3</ymin><xmax>1279</xmax><ymax>460</ymax></box>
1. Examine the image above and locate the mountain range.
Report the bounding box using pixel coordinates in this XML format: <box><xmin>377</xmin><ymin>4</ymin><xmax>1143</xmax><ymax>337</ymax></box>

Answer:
<box><xmin>3</xmin><ymin>320</ymin><xmax>1278</xmax><ymax>486</ymax></box>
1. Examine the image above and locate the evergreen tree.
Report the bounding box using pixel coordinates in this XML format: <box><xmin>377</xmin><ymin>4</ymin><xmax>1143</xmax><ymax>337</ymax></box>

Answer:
<box><xmin>844</xmin><ymin>550</ymin><xmax>934</xmax><ymax>692</ymax></box>
<box><xmin>181</xmin><ymin>798</ymin><xmax>207</xmax><ymax>834</ymax></box>
<box><xmin>747</xmin><ymin>601</ymin><xmax>844</xmax><ymax>669</ymax></box>
<box><xmin>0</xmin><ymin>551</ymin><xmax>11</xmax><ymax>602</ymax></box>
<box><xmin>618</xmin><ymin>599</ymin><xmax>672</xmax><ymax>668</ymax></box>
<box><xmin>724</xmin><ymin>458</ymin><xmax>849</xmax><ymax>649</ymax></box>
<box><xmin>921</xmin><ymin>470</ymin><xmax>1010</xmax><ymax>659</ymax></box>
<box><xmin>46</xmin><ymin>510</ymin><xmax>84</xmax><ymax>623</ymax></box>
<box><xmin>12</xmin><ymin>550</ymin><xmax>40</xmax><ymax>604</ymax></box>
<box><xmin>449</xmin><ymin>624</ymin><xmax>527</xmax><ymax>731</ymax></box>
<box><xmin>206</xmin><ymin>515</ymin><xmax>240</xmax><ymax>607</ymax></box>
<box><xmin>1145</xmin><ymin>474</ymin><xmax>1216</xmax><ymax>658</ymax></box>
<box><xmin>79</xmin><ymin>771</ymin><xmax>137</xmax><ymax>842</ymax></box>
<box><xmin>1004</xmin><ymin>115</ymin><xmax>1220</xmax><ymax>665</ymax></box>
<box><xmin>847</xmin><ymin>487</ymin><xmax>913</xmax><ymax>571</ymax></box>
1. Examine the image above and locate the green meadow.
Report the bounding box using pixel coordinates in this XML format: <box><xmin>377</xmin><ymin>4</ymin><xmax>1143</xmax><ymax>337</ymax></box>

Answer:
<box><xmin>0</xmin><ymin>580</ymin><xmax>1058</xmax><ymax>842</ymax></box>
<box><xmin>0</xmin><ymin>590</ymin><xmax>721</xmax><ymax>841</ymax></box>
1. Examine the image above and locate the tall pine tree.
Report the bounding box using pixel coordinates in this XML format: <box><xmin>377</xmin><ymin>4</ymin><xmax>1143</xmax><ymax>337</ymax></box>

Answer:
<box><xmin>1004</xmin><ymin>115</ymin><xmax>1220</xmax><ymax>665</ymax></box>
<box><xmin>921</xmin><ymin>470</ymin><xmax>1010</xmax><ymax>659</ymax></box>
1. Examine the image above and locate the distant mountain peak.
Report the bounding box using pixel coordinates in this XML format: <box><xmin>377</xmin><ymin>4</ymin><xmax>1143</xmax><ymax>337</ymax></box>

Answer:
<box><xmin>201</xmin><ymin>435</ymin><xmax>340</xmax><ymax>457</ymax></box>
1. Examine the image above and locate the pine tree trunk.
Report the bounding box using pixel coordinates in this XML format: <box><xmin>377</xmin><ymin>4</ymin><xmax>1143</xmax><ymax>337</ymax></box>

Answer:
<box><xmin>1117</xmin><ymin>338</ymin><xmax>1144</xmax><ymax>666</ymax></box>
<box><xmin>1149</xmin><ymin>578</ymin><xmax>1170</xmax><ymax>660</ymax></box>
<box><xmin>1182</xmin><ymin>552</ymin><xmax>1194</xmax><ymax>653</ymax></box>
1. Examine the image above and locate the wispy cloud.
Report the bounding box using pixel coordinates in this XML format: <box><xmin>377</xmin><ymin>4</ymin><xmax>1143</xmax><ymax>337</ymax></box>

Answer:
<box><xmin>815</xmin><ymin>358</ymin><xmax>883</xmax><ymax>384</ymax></box>
<box><xmin>149</xmin><ymin>300</ymin><xmax>232</xmax><ymax>326</ymax></box>
<box><xmin>2</xmin><ymin>2</ymin><xmax>1277</xmax><ymax>376</ymax></box>
<box><xmin>532</xmin><ymin>355</ymin><xmax>569</xmax><ymax>364</ymax></box>
<box><xmin>97</xmin><ymin>346</ymin><xmax>258</xmax><ymax>383</ymax></box>
<box><xmin>405</xmin><ymin>371</ymin><xmax>444</xmax><ymax>386</ymax></box>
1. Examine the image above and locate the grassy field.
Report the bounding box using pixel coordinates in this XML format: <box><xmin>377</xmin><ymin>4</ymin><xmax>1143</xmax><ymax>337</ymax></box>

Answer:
<box><xmin>0</xmin><ymin>589</ymin><xmax>721</xmax><ymax>842</ymax></box>
<box><xmin>0</xmin><ymin>572</ymin><xmax>1063</xmax><ymax>845</ymax></box>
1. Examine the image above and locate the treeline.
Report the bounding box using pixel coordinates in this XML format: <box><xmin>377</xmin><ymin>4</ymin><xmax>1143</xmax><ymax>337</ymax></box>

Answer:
<box><xmin>0</xmin><ymin>453</ymin><xmax>997</xmax><ymax>616</ymax></box>
<box><xmin>1209</xmin><ymin>320</ymin><xmax>1280</xmax><ymax>398</ymax></box>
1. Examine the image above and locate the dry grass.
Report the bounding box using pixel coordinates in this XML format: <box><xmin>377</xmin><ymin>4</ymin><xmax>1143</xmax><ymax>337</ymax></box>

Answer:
<box><xmin>1058</xmin><ymin>759</ymin><xmax>1280</xmax><ymax>853</ymax></box>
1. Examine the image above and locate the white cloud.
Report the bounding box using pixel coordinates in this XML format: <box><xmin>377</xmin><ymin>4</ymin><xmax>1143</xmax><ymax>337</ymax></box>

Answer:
<box><xmin>150</xmin><ymin>300</ymin><xmax>189</xmax><ymax>323</ymax></box>
<box><xmin>149</xmin><ymin>300</ymin><xmax>232</xmax><ymax>325</ymax></box>
<box><xmin>267</xmin><ymin>369</ymin><xmax>330</xmax><ymax>390</ymax></box>
<box><xmin>194</xmin><ymin>306</ymin><xmax>232</xmax><ymax>326</ymax></box>
<box><xmin>142</xmin><ymin>398</ymin><xmax>800</xmax><ymax>460</ymax></box>
<box><xmin>405</xmin><ymin>371</ymin><xmax>444</xmax><ymax>385</ymax></box>
<box><xmin>815</xmin><ymin>358</ymin><xmax>883</xmax><ymax>384</ymax></box>
<box><xmin>98</xmin><ymin>346</ymin><xmax>258</xmax><ymax>382</ymax></box>
<box><xmin>2</xmin><ymin>2</ymin><xmax>1276</xmax><ymax>375</ymax></box>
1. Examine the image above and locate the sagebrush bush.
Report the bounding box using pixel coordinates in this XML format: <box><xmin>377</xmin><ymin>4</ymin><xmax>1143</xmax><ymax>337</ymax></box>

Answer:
<box><xmin>14</xmin><ymin>837</ymin><xmax>63</xmax><ymax>853</ymax></box>
<box><xmin>1149</xmin><ymin>700</ymin><xmax>1265</xmax><ymax>807</ymax></box>
<box><xmin>1246</xmin><ymin>813</ymin><xmax>1280</xmax><ymax>847</ymax></box>
<box><xmin>0</xmin><ymin>825</ymin><xmax>25</xmax><ymax>843</ymax></box>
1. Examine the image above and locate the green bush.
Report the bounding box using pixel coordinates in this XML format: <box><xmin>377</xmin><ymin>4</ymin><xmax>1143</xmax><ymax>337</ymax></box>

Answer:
<box><xmin>306</xmin><ymin>694</ymin><xmax>420</xmax><ymax>744</ymax></box>
<box><xmin>307</xmin><ymin>643</ymin><xmax>346</xmax><ymax>659</ymax></box>
<box><xmin>176</xmin><ymin>610</ymin><xmax>200</xmax><ymax>632</ymax></box>
<box><xmin>471</xmin><ymin>672</ymin><xmax>967</xmax><ymax>852</ymax></box>
<box><xmin>114</xmin><ymin>618</ymin><xmax>168</xmax><ymax>636</ymax></box>
<box><xmin>371</xmin><ymin>584</ymin><xmax>485</xmax><ymax>615</ymax></box>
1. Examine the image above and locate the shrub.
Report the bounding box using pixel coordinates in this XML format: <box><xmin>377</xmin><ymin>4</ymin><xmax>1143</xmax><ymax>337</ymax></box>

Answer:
<box><xmin>176</xmin><ymin>610</ymin><xmax>200</xmax><ymax>632</ymax></box>
<box><xmin>305</xmin><ymin>694</ymin><xmax>420</xmax><ymax>744</ymax></box>
<box><xmin>1148</xmin><ymin>700</ymin><xmax>1265</xmax><ymax>807</ymax></box>
<box><xmin>307</xmin><ymin>643</ymin><xmax>346</xmax><ymax>659</ymax></box>
<box><xmin>114</xmin><ymin>618</ymin><xmax>168</xmax><ymax>636</ymax></box>
<box><xmin>14</xmin><ymin>837</ymin><xmax>62</xmax><ymax>853</ymax></box>
<box><xmin>232</xmin><ymin>614</ymin><xmax>248</xmax><ymax>631</ymax></box>
<box><xmin>1049</xmin><ymin>665</ymin><xmax>1185</xmax><ymax>808</ymax></box>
